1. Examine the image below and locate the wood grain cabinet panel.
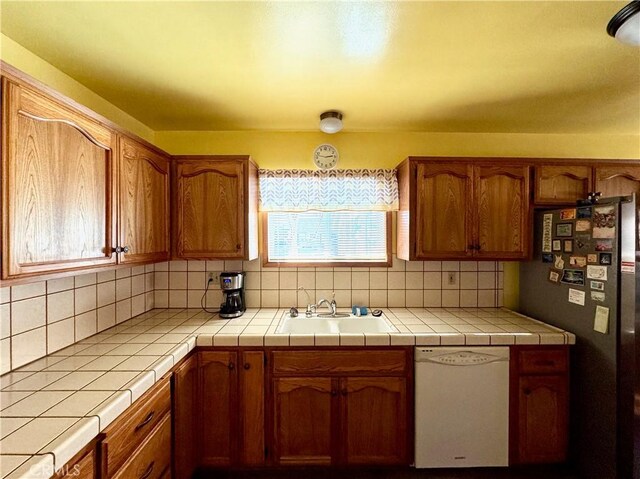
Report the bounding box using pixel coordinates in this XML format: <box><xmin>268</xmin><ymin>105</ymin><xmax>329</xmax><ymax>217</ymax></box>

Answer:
<box><xmin>474</xmin><ymin>165</ymin><xmax>529</xmax><ymax>259</ymax></box>
<box><xmin>172</xmin><ymin>354</ymin><xmax>199</xmax><ymax>479</ymax></box>
<box><xmin>517</xmin><ymin>375</ymin><xmax>568</xmax><ymax>464</ymax></box>
<box><xmin>173</xmin><ymin>157</ymin><xmax>258</xmax><ymax>260</ymax></box>
<box><xmin>2</xmin><ymin>78</ymin><xmax>117</xmax><ymax>279</ymax></box>
<box><xmin>118</xmin><ymin>136</ymin><xmax>170</xmax><ymax>264</ymax></box>
<box><xmin>240</xmin><ymin>350</ymin><xmax>265</xmax><ymax>466</ymax></box>
<box><xmin>595</xmin><ymin>166</ymin><xmax>640</xmax><ymax>198</ymax></box>
<box><xmin>272</xmin><ymin>377</ymin><xmax>334</xmax><ymax>466</ymax></box>
<box><xmin>397</xmin><ymin>158</ymin><xmax>530</xmax><ymax>261</ymax></box>
<box><xmin>342</xmin><ymin>377</ymin><xmax>408</xmax><ymax>465</ymax></box>
<box><xmin>415</xmin><ymin>163</ymin><xmax>473</xmax><ymax>258</ymax></box>
<box><xmin>534</xmin><ymin>165</ymin><xmax>592</xmax><ymax>205</ymax></box>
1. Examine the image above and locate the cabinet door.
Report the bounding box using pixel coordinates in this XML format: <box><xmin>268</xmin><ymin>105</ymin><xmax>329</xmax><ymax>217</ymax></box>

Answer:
<box><xmin>517</xmin><ymin>375</ymin><xmax>568</xmax><ymax>464</ymax></box>
<box><xmin>415</xmin><ymin>163</ymin><xmax>473</xmax><ymax>259</ymax></box>
<box><xmin>174</xmin><ymin>159</ymin><xmax>245</xmax><ymax>259</ymax></box>
<box><xmin>474</xmin><ymin>165</ymin><xmax>530</xmax><ymax>259</ymax></box>
<box><xmin>172</xmin><ymin>354</ymin><xmax>199</xmax><ymax>479</ymax></box>
<box><xmin>595</xmin><ymin>165</ymin><xmax>640</xmax><ymax>199</ymax></box>
<box><xmin>534</xmin><ymin>165</ymin><xmax>592</xmax><ymax>205</ymax></box>
<box><xmin>2</xmin><ymin>79</ymin><xmax>117</xmax><ymax>279</ymax></box>
<box><xmin>118</xmin><ymin>137</ymin><xmax>170</xmax><ymax>264</ymax></box>
<box><xmin>272</xmin><ymin>377</ymin><xmax>334</xmax><ymax>466</ymax></box>
<box><xmin>200</xmin><ymin>351</ymin><xmax>238</xmax><ymax>466</ymax></box>
<box><xmin>341</xmin><ymin>377</ymin><xmax>408</xmax><ymax>465</ymax></box>
<box><xmin>239</xmin><ymin>351</ymin><xmax>265</xmax><ymax>466</ymax></box>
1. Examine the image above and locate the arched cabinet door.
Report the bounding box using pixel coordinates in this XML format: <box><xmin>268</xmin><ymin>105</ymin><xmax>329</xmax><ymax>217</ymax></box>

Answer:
<box><xmin>2</xmin><ymin>78</ymin><xmax>117</xmax><ymax>279</ymax></box>
<box><xmin>595</xmin><ymin>166</ymin><xmax>640</xmax><ymax>249</ymax></box>
<box><xmin>118</xmin><ymin>136</ymin><xmax>170</xmax><ymax>264</ymax></box>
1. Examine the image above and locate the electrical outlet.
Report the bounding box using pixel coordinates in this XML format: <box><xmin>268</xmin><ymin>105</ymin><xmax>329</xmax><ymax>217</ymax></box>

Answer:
<box><xmin>208</xmin><ymin>272</ymin><xmax>218</xmax><ymax>283</ymax></box>
<box><xmin>447</xmin><ymin>272</ymin><xmax>457</xmax><ymax>285</ymax></box>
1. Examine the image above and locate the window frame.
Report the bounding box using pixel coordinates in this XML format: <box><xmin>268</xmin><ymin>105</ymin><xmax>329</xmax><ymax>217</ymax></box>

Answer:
<box><xmin>261</xmin><ymin>211</ymin><xmax>393</xmax><ymax>268</ymax></box>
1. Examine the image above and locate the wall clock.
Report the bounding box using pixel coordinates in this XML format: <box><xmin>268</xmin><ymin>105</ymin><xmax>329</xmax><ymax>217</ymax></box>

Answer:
<box><xmin>313</xmin><ymin>144</ymin><xmax>339</xmax><ymax>170</ymax></box>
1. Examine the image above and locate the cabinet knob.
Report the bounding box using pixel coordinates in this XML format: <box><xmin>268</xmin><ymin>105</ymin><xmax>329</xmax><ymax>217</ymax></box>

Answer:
<box><xmin>228</xmin><ymin>362</ymin><xmax>235</xmax><ymax>370</ymax></box>
<box><xmin>111</xmin><ymin>246</ymin><xmax>130</xmax><ymax>254</ymax></box>
<box><xmin>243</xmin><ymin>363</ymin><xmax>251</xmax><ymax>370</ymax></box>
<box><xmin>523</xmin><ymin>388</ymin><xmax>531</xmax><ymax>396</ymax></box>
<box><xmin>122</xmin><ymin>245</ymin><xmax>130</xmax><ymax>253</ymax></box>
<box><xmin>236</xmin><ymin>243</ymin><xmax>241</xmax><ymax>250</ymax></box>
<box><xmin>331</xmin><ymin>389</ymin><xmax>337</xmax><ymax>397</ymax></box>
<box><xmin>341</xmin><ymin>389</ymin><xmax>348</xmax><ymax>396</ymax></box>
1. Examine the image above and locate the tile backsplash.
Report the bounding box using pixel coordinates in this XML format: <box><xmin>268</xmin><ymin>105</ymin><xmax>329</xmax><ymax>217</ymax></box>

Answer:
<box><xmin>0</xmin><ymin>265</ymin><xmax>155</xmax><ymax>374</ymax></box>
<box><xmin>153</xmin><ymin>257</ymin><xmax>504</xmax><ymax>312</ymax></box>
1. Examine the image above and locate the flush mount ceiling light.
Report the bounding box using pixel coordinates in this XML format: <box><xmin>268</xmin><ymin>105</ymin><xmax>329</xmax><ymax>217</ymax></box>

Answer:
<box><xmin>607</xmin><ymin>1</ymin><xmax>640</xmax><ymax>46</ymax></box>
<box><xmin>319</xmin><ymin>111</ymin><xmax>343</xmax><ymax>134</ymax></box>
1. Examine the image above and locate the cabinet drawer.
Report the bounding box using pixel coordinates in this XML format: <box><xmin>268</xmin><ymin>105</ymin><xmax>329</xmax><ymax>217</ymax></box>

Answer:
<box><xmin>272</xmin><ymin>350</ymin><xmax>408</xmax><ymax>375</ymax></box>
<box><xmin>519</xmin><ymin>349</ymin><xmax>567</xmax><ymax>374</ymax></box>
<box><xmin>112</xmin><ymin>414</ymin><xmax>172</xmax><ymax>479</ymax></box>
<box><xmin>102</xmin><ymin>378</ymin><xmax>171</xmax><ymax>477</ymax></box>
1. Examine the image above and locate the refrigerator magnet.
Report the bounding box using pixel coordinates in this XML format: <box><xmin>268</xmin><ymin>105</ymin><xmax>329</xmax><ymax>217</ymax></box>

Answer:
<box><xmin>587</xmin><ymin>254</ymin><xmax>598</xmax><ymax>264</ymax></box>
<box><xmin>593</xmin><ymin>305</ymin><xmax>609</xmax><ymax>334</ymax></box>
<box><xmin>591</xmin><ymin>291</ymin><xmax>606</xmax><ymax>302</ymax></box>
<box><xmin>542</xmin><ymin>253</ymin><xmax>554</xmax><ymax>263</ymax></box>
<box><xmin>554</xmin><ymin>255</ymin><xmax>565</xmax><ymax>270</ymax></box>
<box><xmin>577</xmin><ymin>207</ymin><xmax>592</xmax><ymax>219</ymax></box>
<box><xmin>592</xmin><ymin>205</ymin><xmax>616</xmax><ymax>239</ymax></box>
<box><xmin>552</xmin><ymin>240</ymin><xmax>562</xmax><ymax>252</ymax></box>
<box><xmin>556</xmin><ymin>223</ymin><xmax>573</xmax><ymax>237</ymax></box>
<box><xmin>575</xmin><ymin>220</ymin><xmax>591</xmax><ymax>232</ymax></box>
<box><xmin>568</xmin><ymin>288</ymin><xmax>586</xmax><ymax>306</ymax></box>
<box><xmin>569</xmin><ymin>256</ymin><xmax>587</xmax><ymax>267</ymax></box>
<box><xmin>590</xmin><ymin>280</ymin><xmax>605</xmax><ymax>291</ymax></box>
<box><xmin>542</xmin><ymin>214</ymin><xmax>553</xmax><ymax>253</ymax></box>
<box><xmin>561</xmin><ymin>269</ymin><xmax>585</xmax><ymax>286</ymax></box>
<box><xmin>595</xmin><ymin>239</ymin><xmax>613</xmax><ymax>251</ymax></box>
<box><xmin>563</xmin><ymin>240</ymin><xmax>573</xmax><ymax>253</ymax></box>
<box><xmin>599</xmin><ymin>253</ymin><xmax>612</xmax><ymax>265</ymax></box>
<box><xmin>587</xmin><ymin>265</ymin><xmax>608</xmax><ymax>281</ymax></box>
<box><xmin>548</xmin><ymin>269</ymin><xmax>561</xmax><ymax>284</ymax></box>
<box><xmin>560</xmin><ymin>209</ymin><xmax>576</xmax><ymax>220</ymax></box>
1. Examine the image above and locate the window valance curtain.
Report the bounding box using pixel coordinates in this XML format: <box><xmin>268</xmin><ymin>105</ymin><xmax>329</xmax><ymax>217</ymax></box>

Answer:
<box><xmin>258</xmin><ymin>169</ymin><xmax>399</xmax><ymax>212</ymax></box>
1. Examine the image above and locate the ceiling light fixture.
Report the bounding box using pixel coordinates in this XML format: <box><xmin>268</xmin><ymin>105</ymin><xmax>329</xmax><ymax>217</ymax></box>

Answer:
<box><xmin>607</xmin><ymin>1</ymin><xmax>640</xmax><ymax>46</ymax></box>
<box><xmin>319</xmin><ymin>111</ymin><xmax>343</xmax><ymax>134</ymax></box>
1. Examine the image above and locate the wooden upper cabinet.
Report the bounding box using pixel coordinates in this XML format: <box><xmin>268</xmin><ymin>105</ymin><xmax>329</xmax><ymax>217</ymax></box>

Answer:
<box><xmin>173</xmin><ymin>156</ymin><xmax>258</xmax><ymax>260</ymax></box>
<box><xmin>2</xmin><ymin>78</ymin><xmax>117</xmax><ymax>279</ymax></box>
<box><xmin>415</xmin><ymin>163</ymin><xmax>473</xmax><ymax>258</ymax></box>
<box><xmin>534</xmin><ymin>165</ymin><xmax>592</xmax><ymax>205</ymax></box>
<box><xmin>595</xmin><ymin>165</ymin><xmax>640</xmax><ymax>199</ymax></box>
<box><xmin>398</xmin><ymin>158</ymin><xmax>530</xmax><ymax>261</ymax></box>
<box><xmin>474</xmin><ymin>164</ymin><xmax>529</xmax><ymax>259</ymax></box>
<box><xmin>118</xmin><ymin>136</ymin><xmax>170</xmax><ymax>264</ymax></box>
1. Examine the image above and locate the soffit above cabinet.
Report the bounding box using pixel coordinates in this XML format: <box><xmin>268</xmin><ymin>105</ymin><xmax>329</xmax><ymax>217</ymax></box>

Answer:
<box><xmin>1</xmin><ymin>1</ymin><xmax>638</xmax><ymax>135</ymax></box>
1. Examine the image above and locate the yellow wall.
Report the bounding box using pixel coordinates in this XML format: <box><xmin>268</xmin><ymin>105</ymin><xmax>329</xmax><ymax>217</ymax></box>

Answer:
<box><xmin>0</xmin><ymin>34</ymin><xmax>154</xmax><ymax>142</ymax></box>
<box><xmin>155</xmin><ymin>130</ymin><xmax>640</xmax><ymax>169</ymax></box>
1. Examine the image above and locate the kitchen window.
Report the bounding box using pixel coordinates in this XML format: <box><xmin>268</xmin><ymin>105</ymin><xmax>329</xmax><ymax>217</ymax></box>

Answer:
<box><xmin>259</xmin><ymin>169</ymin><xmax>398</xmax><ymax>266</ymax></box>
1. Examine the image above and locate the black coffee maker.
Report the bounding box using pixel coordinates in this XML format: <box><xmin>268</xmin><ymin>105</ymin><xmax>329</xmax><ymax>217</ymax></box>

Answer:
<box><xmin>219</xmin><ymin>272</ymin><xmax>246</xmax><ymax>318</ymax></box>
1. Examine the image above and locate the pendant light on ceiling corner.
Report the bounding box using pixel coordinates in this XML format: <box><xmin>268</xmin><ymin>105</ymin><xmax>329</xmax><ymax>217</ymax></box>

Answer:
<box><xmin>319</xmin><ymin>111</ymin><xmax>343</xmax><ymax>134</ymax></box>
<box><xmin>607</xmin><ymin>1</ymin><xmax>640</xmax><ymax>46</ymax></box>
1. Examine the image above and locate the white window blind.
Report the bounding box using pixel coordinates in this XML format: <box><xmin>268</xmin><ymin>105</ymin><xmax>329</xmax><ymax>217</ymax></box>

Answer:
<box><xmin>267</xmin><ymin>211</ymin><xmax>387</xmax><ymax>263</ymax></box>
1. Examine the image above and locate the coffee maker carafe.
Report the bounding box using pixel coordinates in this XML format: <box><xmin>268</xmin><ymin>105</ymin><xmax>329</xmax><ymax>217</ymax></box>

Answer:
<box><xmin>219</xmin><ymin>272</ymin><xmax>246</xmax><ymax>318</ymax></box>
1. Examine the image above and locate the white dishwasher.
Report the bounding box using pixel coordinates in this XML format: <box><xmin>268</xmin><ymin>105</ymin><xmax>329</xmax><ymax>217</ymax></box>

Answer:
<box><xmin>414</xmin><ymin>347</ymin><xmax>510</xmax><ymax>468</ymax></box>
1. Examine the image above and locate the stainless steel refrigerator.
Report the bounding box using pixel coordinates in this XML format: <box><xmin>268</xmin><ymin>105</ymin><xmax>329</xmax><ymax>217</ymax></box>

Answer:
<box><xmin>519</xmin><ymin>195</ymin><xmax>638</xmax><ymax>479</ymax></box>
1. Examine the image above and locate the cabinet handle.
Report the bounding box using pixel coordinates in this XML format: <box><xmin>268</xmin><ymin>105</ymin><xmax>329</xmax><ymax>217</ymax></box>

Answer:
<box><xmin>236</xmin><ymin>243</ymin><xmax>241</xmax><ymax>250</ymax></box>
<box><xmin>228</xmin><ymin>362</ymin><xmax>235</xmax><ymax>370</ymax></box>
<box><xmin>244</xmin><ymin>363</ymin><xmax>251</xmax><ymax>370</ymax></box>
<box><xmin>523</xmin><ymin>388</ymin><xmax>531</xmax><ymax>396</ymax></box>
<box><xmin>111</xmin><ymin>246</ymin><xmax>130</xmax><ymax>254</ymax></box>
<box><xmin>468</xmin><ymin>244</ymin><xmax>476</xmax><ymax>251</ymax></box>
<box><xmin>341</xmin><ymin>389</ymin><xmax>348</xmax><ymax>396</ymax></box>
<box><xmin>134</xmin><ymin>411</ymin><xmax>155</xmax><ymax>431</ymax></box>
<box><xmin>331</xmin><ymin>389</ymin><xmax>337</xmax><ymax>397</ymax></box>
<box><xmin>140</xmin><ymin>461</ymin><xmax>154</xmax><ymax>479</ymax></box>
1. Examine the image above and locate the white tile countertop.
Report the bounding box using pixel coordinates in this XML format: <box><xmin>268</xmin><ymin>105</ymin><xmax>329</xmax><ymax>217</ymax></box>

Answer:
<box><xmin>0</xmin><ymin>307</ymin><xmax>574</xmax><ymax>478</ymax></box>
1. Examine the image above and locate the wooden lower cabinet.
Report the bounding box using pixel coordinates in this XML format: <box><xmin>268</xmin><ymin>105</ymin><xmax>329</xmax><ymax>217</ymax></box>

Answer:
<box><xmin>510</xmin><ymin>346</ymin><xmax>569</xmax><ymax>465</ymax></box>
<box><xmin>342</xmin><ymin>377</ymin><xmax>407</xmax><ymax>465</ymax></box>
<box><xmin>272</xmin><ymin>377</ymin><xmax>334</xmax><ymax>465</ymax></box>
<box><xmin>270</xmin><ymin>349</ymin><xmax>412</xmax><ymax>467</ymax></box>
<box><xmin>172</xmin><ymin>354</ymin><xmax>199</xmax><ymax>479</ymax></box>
<box><xmin>199</xmin><ymin>350</ymin><xmax>265</xmax><ymax>467</ymax></box>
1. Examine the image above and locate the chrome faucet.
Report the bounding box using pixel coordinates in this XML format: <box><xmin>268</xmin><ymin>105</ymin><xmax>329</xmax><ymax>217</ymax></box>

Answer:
<box><xmin>316</xmin><ymin>292</ymin><xmax>337</xmax><ymax>317</ymax></box>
